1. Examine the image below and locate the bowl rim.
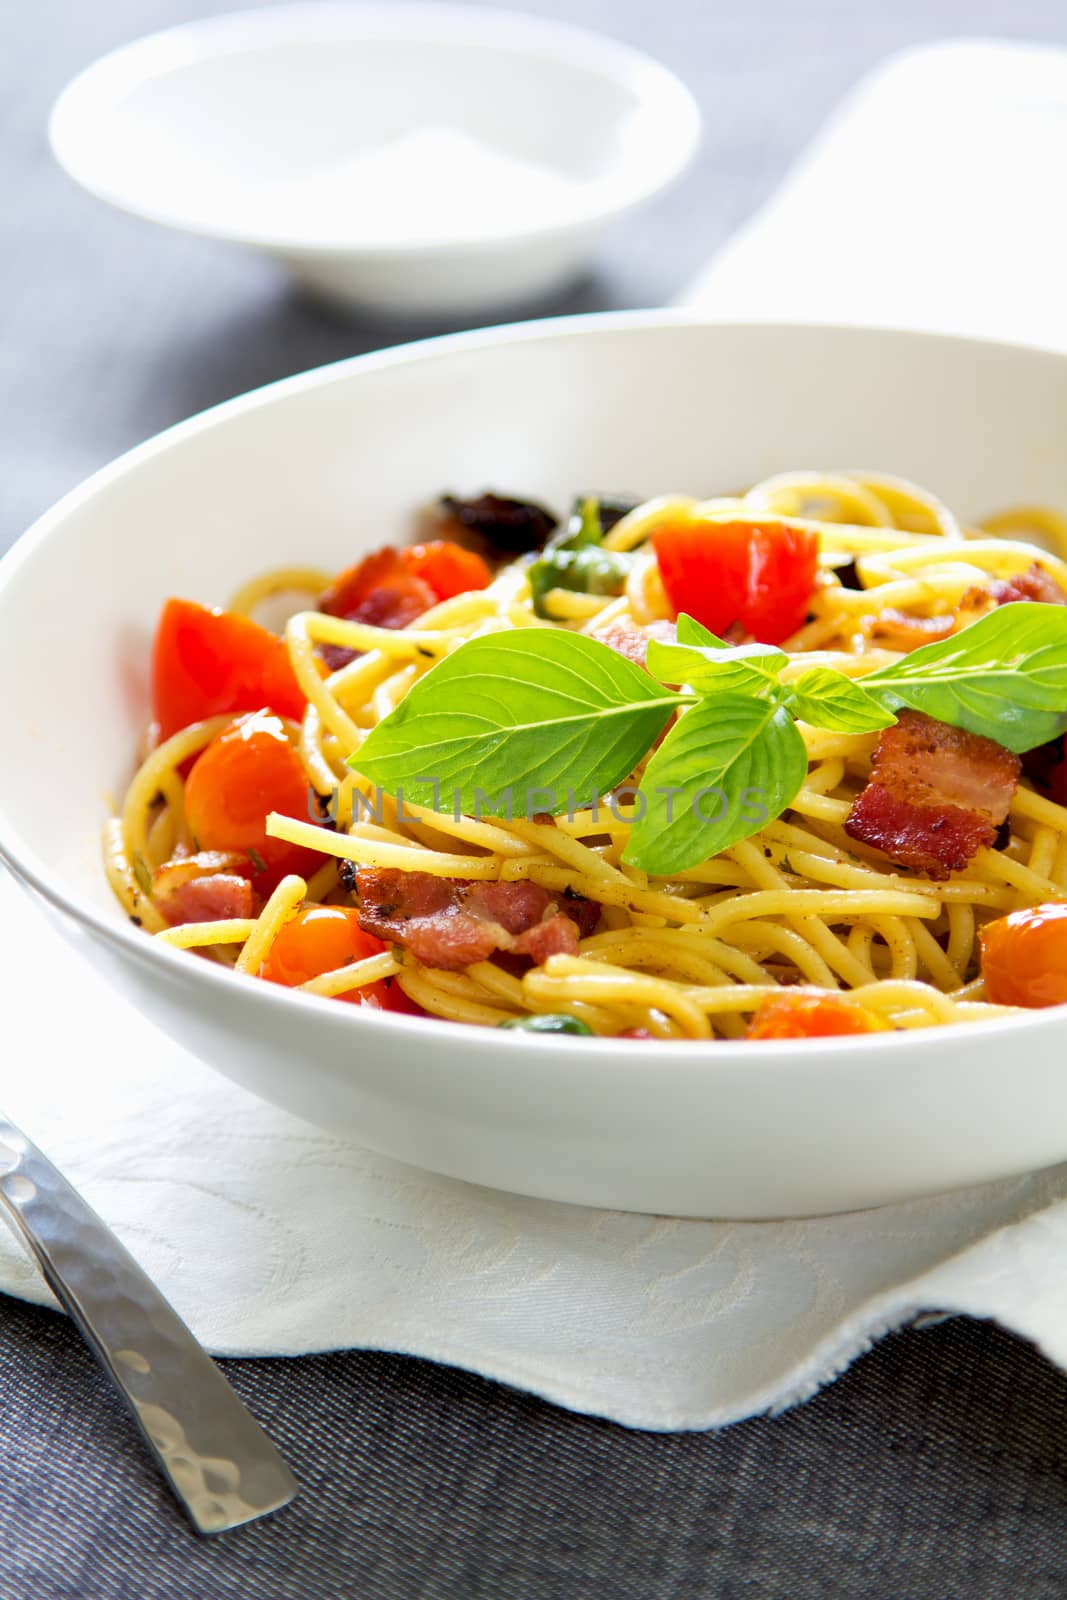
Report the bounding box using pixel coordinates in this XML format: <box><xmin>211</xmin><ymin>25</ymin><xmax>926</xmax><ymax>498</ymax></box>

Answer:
<box><xmin>5</xmin><ymin>306</ymin><xmax>1067</xmax><ymax>1072</ymax></box>
<box><xmin>48</xmin><ymin>1</ymin><xmax>703</xmax><ymax>258</ymax></box>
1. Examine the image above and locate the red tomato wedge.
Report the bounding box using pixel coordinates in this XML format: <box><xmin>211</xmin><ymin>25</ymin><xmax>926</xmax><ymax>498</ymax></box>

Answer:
<box><xmin>652</xmin><ymin>518</ymin><xmax>820</xmax><ymax>644</ymax></box>
<box><xmin>184</xmin><ymin>710</ymin><xmax>323</xmax><ymax>893</ymax></box>
<box><xmin>402</xmin><ymin>541</ymin><xmax>492</xmax><ymax>601</ymax></box>
<box><xmin>746</xmin><ymin>992</ymin><xmax>891</xmax><ymax>1040</ymax></box>
<box><xmin>260</xmin><ymin>906</ymin><xmax>386</xmax><ymax>989</ymax></box>
<box><xmin>980</xmin><ymin>903</ymin><xmax>1067</xmax><ymax>1008</ymax></box>
<box><xmin>152</xmin><ymin>598</ymin><xmax>305</xmax><ymax>741</ymax></box>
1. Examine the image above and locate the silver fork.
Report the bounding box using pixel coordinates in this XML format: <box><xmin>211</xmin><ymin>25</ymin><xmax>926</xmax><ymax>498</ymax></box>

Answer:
<box><xmin>0</xmin><ymin>1113</ymin><xmax>298</xmax><ymax>1533</ymax></box>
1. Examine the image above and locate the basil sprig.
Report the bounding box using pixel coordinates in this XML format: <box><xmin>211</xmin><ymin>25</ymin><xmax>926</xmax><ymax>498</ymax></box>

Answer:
<box><xmin>349</xmin><ymin>629</ymin><xmax>685</xmax><ymax>814</ymax></box>
<box><xmin>526</xmin><ymin>496</ymin><xmax>637</xmax><ymax>617</ymax></box>
<box><xmin>350</xmin><ymin>603</ymin><xmax>1067</xmax><ymax>876</ymax></box>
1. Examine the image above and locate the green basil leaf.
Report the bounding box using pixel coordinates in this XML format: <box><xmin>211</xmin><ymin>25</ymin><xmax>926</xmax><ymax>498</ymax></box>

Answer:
<box><xmin>863</xmin><ymin>603</ymin><xmax>1067</xmax><ymax>752</ymax></box>
<box><xmin>789</xmin><ymin>667</ymin><xmax>896</xmax><ymax>733</ymax></box>
<box><xmin>527</xmin><ymin>545</ymin><xmax>635</xmax><ymax>618</ymax></box>
<box><xmin>350</xmin><ymin>629</ymin><xmax>685</xmax><ymax>815</ymax></box>
<box><xmin>667</xmin><ymin>616</ymin><xmax>788</xmax><ymax>681</ymax></box>
<box><xmin>623</xmin><ymin>697</ymin><xmax>808</xmax><ymax>876</ymax></box>
<box><xmin>676</xmin><ymin>613</ymin><xmax>728</xmax><ymax>649</ymax></box>
<box><xmin>543</xmin><ymin>494</ymin><xmax>604</xmax><ymax>554</ymax></box>
<box><xmin>567</xmin><ymin>495</ymin><xmax>602</xmax><ymax>548</ymax></box>
<box><xmin>646</xmin><ymin>637</ymin><xmax>787</xmax><ymax>698</ymax></box>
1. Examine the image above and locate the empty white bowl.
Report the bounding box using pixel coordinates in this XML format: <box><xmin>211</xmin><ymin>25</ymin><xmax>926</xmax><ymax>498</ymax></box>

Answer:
<box><xmin>49</xmin><ymin>4</ymin><xmax>701</xmax><ymax>315</ymax></box>
<box><xmin>4</xmin><ymin>313</ymin><xmax>1067</xmax><ymax>1219</ymax></box>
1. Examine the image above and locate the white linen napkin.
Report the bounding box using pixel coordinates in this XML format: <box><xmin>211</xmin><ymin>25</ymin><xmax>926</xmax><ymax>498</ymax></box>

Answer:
<box><xmin>6</xmin><ymin>39</ymin><xmax>1067</xmax><ymax>1430</ymax></box>
<box><xmin>681</xmin><ymin>38</ymin><xmax>1067</xmax><ymax>352</ymax></box>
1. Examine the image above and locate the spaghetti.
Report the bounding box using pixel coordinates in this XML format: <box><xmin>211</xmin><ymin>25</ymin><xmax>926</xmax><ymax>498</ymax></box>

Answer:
<box><xmin>105</xmin><ymin>470</ymin><xmax>1067</xmax><ymax>1039</ymax></box>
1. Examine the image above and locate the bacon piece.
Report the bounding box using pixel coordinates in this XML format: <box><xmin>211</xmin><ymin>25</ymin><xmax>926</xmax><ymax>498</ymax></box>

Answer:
<box><xmin>158</xmin><ymin>876</ymin><xmax>255</xmax><ymax>926</ymax></box>
<box><xmin>153</xmin><ymin>850</ymin><xmax>256</xmax><ymax>925</ymax></box>
<box><xmin>866</xmin><ymin>565</ymin><xmax>1066</xmax><ymax>660</ymax></box>
<box><xmin>317</xmin><ymin>549</ymin><xmax>436</xmax><ymax>671</ymax></box>
<box><xmin>956</xmin><ymin>562</ymin><xmax>1067</xmax><ymax>620</ymax></box>
<box><xmin>845</xmin><ymin>710</ymin><xmax>1021</xmax><ymax>880</ymax></box>
<box><xmin>591</xmin><ymin>617</ymin><xmax>676</xmax><ymax>669</ymax></box>
<box><xmin>989</xmin><ymin>563</ymin><xmax>1067</xmax><ymax>607</ymax></box>
<box><xmin>864</xmin><ymin>610</ymin><xmax>956</xmax><ymax>650</ymax></box>
<box><xmin>512</xmin><ymin>914</ymin><xmax>581</xmax><ymax>962</ymax></box>
<box><xmin>353</xmin><ymin>868</ymin><xmax>599</xmax><ymax>971</ymax></box>
<box><xmin>152</xmin><ymin>851</ymin><xmax>248</xmax><ymax>896</ymax></box>
<box><xmin>319</xmin><ymin>644</ymin><xmax>358</xmax><ymax>671</ymax></box>
<box><xmin>464</xmin><ymin>880</ymin><xmax>556</xmax><ymax>934</ymax></box>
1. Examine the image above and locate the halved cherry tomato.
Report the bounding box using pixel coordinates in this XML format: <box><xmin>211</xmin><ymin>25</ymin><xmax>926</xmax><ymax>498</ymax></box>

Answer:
<box><xmin>260</xmin><ymin>906</ymin><xmax>386</xmax><ymax>989</ymax></box>
<box><xmin>746</xmin><ymin>992</ymin><xmax>891</xmax><ymax>1040</ymax></box>
<box><xmin>184</xmin><ymin>710</ymin><xmax>323</xmax><ymax>892</ymax></box>
<box><xmin>319</xmin><ymin>548</ymin><xmax>435</xmax><ymax>630</ymax></box>
<box><xmin>359</xmin><ymin>980</ymin><xmax>429</xmax><ymax>1016</ymax></box>
<box><xmin>152</xmin><ymin>598</ymin><xmax>306</xmax><ymax>741</ymax></box>
<box><xmin>980</xmin><ymin>903</ymin><xmax>1067</xmax><ymax>1007</ymax></box>
<box><xmin>402</xmin><ymin>541</ymin><xmax>492</xmax><ymax>601</ymax></box>
<box><xmin>651</xmin><ymin>518</ymin><xmax>820</xmax><ymax>645</ymax></box>
<box><xmin>261</xmin><ymin>914</ymin><xmax>427</xmax><ymax>1012</ymax></box>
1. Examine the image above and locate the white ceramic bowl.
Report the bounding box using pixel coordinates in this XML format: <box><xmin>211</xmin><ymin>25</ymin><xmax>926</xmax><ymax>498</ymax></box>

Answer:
<box><xmin>4</xmin><ymin>313</ymin><xmax>1067</xmax><ymax>1219</ymax></box>
<box><xmin>49</xmin><ymin>3</ymin><xmax>701</xmax><ymax>316</ymax></box>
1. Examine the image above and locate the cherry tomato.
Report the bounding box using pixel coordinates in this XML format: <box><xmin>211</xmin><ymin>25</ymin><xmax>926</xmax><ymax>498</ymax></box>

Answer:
<box><xmin>319</xmin><ymin>548</ymin><xmax>435</xmax><ymax>630</ymax></box>
<box><xmin>356</xmin><ymin>978</ymin><xmax>429</xmax><ymax>1016</ymax></box>
<box><xmin>185</xmin><ymin>710</ymin><xmax>323</xmax><ymax>892</ymax></box>
<box><xmin>152</xmin><ymin>598</ymin><xmax>305</xmax><ymax>741</ymax></box>
<box><xmin>980</xmin><ymin>902</ymin><xmax>1067</xmax><ymax>1007</ymax></box>
<box><xmin>746</xmin><ymin>992</ymin><xmax>891</xmax><ymax>1040</ymax></box>
<box><xmin>401</xmin><ymin>541</ymin><xmax>492</xmax><ymax>601</ymax></box>
<box><xmin>652</xmin><ymin>518</ymin><xmax>820</xmax><ymax>645</ymax></box>
<box><xmin>260</xmin><ymin>906</ymin><xmax>386</xmax><ymax>990</ymax></box>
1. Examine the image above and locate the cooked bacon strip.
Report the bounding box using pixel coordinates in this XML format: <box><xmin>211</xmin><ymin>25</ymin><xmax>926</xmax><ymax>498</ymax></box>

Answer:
<box><xmin>866</xmin><ymin>564</ymin><xmax>1066</xmax><ymax>657</ymax></box>
<box><xmin>352</xmin><ymin>868</ymin><xmax>599</xmax><ymax>971</ymax></box>
<box><xmin>988</xmin><ymin>563</ymin><xmax>1067</xmax><ymax>607</ymax></box>
<box><xmin>512</xmin><ymin>914</ymin><xmax>584</xmax><ymax>963</ymax></box>
<box><xmin>845</xmin><ymin>710</ymin><xmax>1020</xmax><ymax>880</ymax></box>
<box><xmin>864</xmin><ymin>610</ymin><xmax>956</xmax><ymax>650</ymax></box>
<box><xmin>152</xmin><ymin>851</ymin><xmax>256</xmax><ymax>925</ymax></box>
<box><xmin>956</xmin><ymin>561</ymin><xmax>1067</xmax><ymax>620</ymax></box>
<box><xmin>591</xmin><ymin>617</ymin><xmax>676</xmax><ymax>669</ymax></box>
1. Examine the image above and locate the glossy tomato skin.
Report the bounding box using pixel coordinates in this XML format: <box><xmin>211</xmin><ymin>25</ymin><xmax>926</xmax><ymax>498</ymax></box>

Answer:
<box><xmin>152</xmin><ymin>598</ymin><xmax>305</xmax><ymax>741</ymax></box>
<box><xmin>746</xmin><ymin>992</ymin><xmax>891</xmax><ymax>1040</ymax></box>
<box><xmin>259</xmin><ymin>910</ymin><xmax>426</xmax><ymax>1012</ymax></box>
<box><xmin>357</xmin><ymin>981</ymin><xmax>428</xmax><ymax>1016</ymax></box>
<box><xmin>260</xmin><ymin>906</ymin><xmax>386</xmax><ymax>987</ymax></box>
<box><xmin>980</xmin><ymin>903</ymin><xmax>1067</xmax><ymax>1007</ymax></box>
<box><xmin>402</xmin><ymin>542</ymin><xmax>492</xmax><ymax>601</ymax></box>
<box><xmin>184</xmin><ymin>710</ymin><xmax>323</xmax><ymax>893</ymax></box>
<box><xmin>652</xmin><ymin>518</ymin><xmax>820</xmax><ymax>645</ymax></box>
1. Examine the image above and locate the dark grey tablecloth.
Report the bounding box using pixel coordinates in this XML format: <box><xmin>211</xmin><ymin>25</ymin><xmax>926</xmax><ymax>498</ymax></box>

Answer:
<box><xmin>6</xmin><ymin>1</ymin><xmax>1067</xmax><ymax>1595</ymax></box>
